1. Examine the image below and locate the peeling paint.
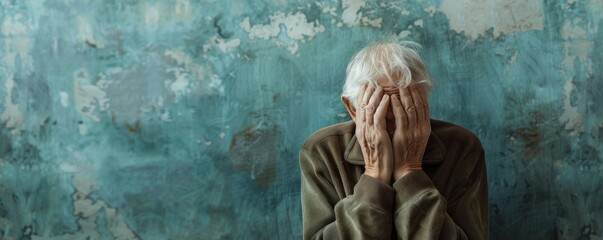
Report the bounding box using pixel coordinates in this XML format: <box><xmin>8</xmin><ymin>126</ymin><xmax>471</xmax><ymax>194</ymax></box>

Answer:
<box><xmin>424</xmin><ymin>6</ymin><xmax>437</xmax><ymax>17</ymax></box>
<box><xmin>240</xmin><ymin>11</ymin><xmax>325</xmax><ymax>54</ymax></box>
<box><xmin>503</xmin><ymin>51</ymin><xmax>519</xmax><ymax>75</ymax></box>
<box><xmin>215</xmin><ymin>37</ymin><xmax>241</xmax><ymax>53</ymax></box>
<box><xmin>73</xmin><ymin>70</ymin><xmax>108</xmax><ymax>122</ymax></box>
<box><xmin>439</xmin><ymin>0</ymin><xmax>544</xmax><ymax>39</ymax></box>
<box><xmin>560</xmin><ymin>19</ymin><xmax>592</xmax><ymax>71</ymax></box>
<box><xmin>315</xmin><ymin>2</ymin><xmax>338</xmax><ymax>17</ymax></box>
<box><xmin>160</xmin><ymin>109</ymin><xmax>172</xmax><ymax>122</ymax></box>
<box><xmin>164</xmin><ymin>49</ymin><xmax>221</xmax><ymax>92</ymax></box>
<box><xmin>1</xmin><ymin>1</ymin><xmax>602</xmax><ymax>239</ymax></box>
<box><xmin>360</xmin><ymin>16</ymin><xmax>382</xmax><ymax>28</ymax></box>
<box><xmin>0</xmin><ymin>78</ymin><xmax>25</xmax><ymax>134</ymax></box>
<box><xmin>1</xmin><ymin>12</ymin><xmax>35</xmax><ymax>134</ymax></box>
<box><xmin>206</xmin><ymin>35</ymin><xmax>241</xmax><ymax>56</ymax></box>
<box><xmin>558</xmin><ymin>17</ymin><xmax>593</xmax><ymax>132</ymax></box>
<box><xmin>76</xmin><ymin>16</ymin><xmax>105</xmax><ymax>48</ymax></box>
<box><xmin>398</xmin><ymin>30</ymin><xmax>411</xmax><ymax>38</ymax></box>
<box><xmin>341</xmin><ymin>0</ymin><xmax>365</xmax><ymax>27</ymax></box>
<box><xmin>240</xmin><ymin>17</ymin><xmax>279</xmax><ymax>40</ymax></box>
<box><xmin>341</xmin><ymin>0</ymin><xmax>382</xmax><ymax>28</ymax></box>
<box><xmin>2</xmin><ymin>13</ymin><xmax>28</xmax><ymax>35</ymax></box>
<box><xmin>59</xmin><ymin>91</ymin><xmax>69</xmax><ymax>107</ymax></box>
<box><xmin>36</xmin><ymin>163</ymin><xmax>140</xmax><ymax>240</ymax></box>
<box><xmin>167</xmin><ymin>68</ymin><xmax>190</xmax><ymax>97</ymax></box>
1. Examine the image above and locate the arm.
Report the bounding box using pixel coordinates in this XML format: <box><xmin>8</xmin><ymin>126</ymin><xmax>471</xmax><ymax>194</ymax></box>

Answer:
<box><xmin>300</xmin><ymin>83</ymin><xmax>398</xmax><ymax>239</ymax></box>
<box><xmin>300</xmin><ymin>148</ymin><xmax>394</xmax><ymax>240</ymax></box>
<box><xmin>393</xmin><ymin>145</ymin><xmax>488</xmax><ymax>239</ymax></box>
<box><xmin>390</xmin><ymin>85</ymin><xmax>488</xmax><ymax>239</ymax></box>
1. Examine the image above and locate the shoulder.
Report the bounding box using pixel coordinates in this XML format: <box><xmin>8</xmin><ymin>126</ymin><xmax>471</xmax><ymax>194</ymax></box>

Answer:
<box><xmin>301</xmin><ymin>121</ymin><xmax>355</xmax><ymax>152</ymax></box>
<box><xmin>431</xmin><ymin>119</ymin><xmax>484</xmax><ymax>151</ymax></box>
<box><xmin>299</xmin><ymin>121</ymin><xmax>355</xmax><ymax>171</ymax></box>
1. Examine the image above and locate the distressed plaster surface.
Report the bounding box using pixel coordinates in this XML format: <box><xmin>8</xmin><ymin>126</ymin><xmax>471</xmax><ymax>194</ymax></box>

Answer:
<box><xmin>0</xmin><ymin>0</ymin><xmax>602</xmax><ymax>239</ymax></box>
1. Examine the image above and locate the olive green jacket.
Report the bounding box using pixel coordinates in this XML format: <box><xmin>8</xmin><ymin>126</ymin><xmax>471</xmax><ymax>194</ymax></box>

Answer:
<box><xmin>300</xmin><ymin>119</ymin><xmax>488</xmax><ymax>239</ymax></box>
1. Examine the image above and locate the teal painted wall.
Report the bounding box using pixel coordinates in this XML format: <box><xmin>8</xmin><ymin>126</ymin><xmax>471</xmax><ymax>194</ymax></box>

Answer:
<box><xmin>0</xmin><ymin>0</ymin><xmax>601</xmax><ymax>239</ymax></box>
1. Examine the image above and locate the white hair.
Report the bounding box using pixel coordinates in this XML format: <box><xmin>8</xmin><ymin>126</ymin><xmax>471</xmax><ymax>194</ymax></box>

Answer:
<box><xmin>342</xmin><ymin>40</ymin><xmax>432</xmax><ymax>108</ymax></box>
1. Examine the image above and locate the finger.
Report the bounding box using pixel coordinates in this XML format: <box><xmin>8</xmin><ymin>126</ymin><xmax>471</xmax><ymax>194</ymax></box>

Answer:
<box><xmin>400</xmin><ymin>87</ymin><xmax>416</xmax><ymax>130</ymax></box>
<box><xmin>361</xmin><ymin>84</ymin><xmax>375</xmax><ymax>125</ymax></box>
<box><xmin>374</xmin><ymin>95</ymin><xmax>389</xmax><ymax>129</ymax></box>
<box><xmin>418</xmin><ymin>85</ymin><xmax>430</xmax><ymax>122</ymax></box>
<box><xmin>410</xmin><ymin>84</ymin><xmax>425</xmax><ymax>125</ymax></box>
<box><xmin>361</xmin><ymin>83</ymin><xmax>374</xmax><ymax>110</ymax></box>
<box><xmin>391</xmin><ymin>94</ymin><xmax>407</xmax><ymax>132</ymax></box>
<box><xmin>362</xmin><ymin>84</ymin><xmax>374</xmax><ymax>125</ymax></box>
<box><xmin>357</xmin><ymin>83</ymin><xmax>367</xmax><ymax>109</ymax></box>
<box><xmin>366</xmin><ymin>86</ymin><xmax>383</xmax><ymax>126</ymax></box>
<box><xmin>356</xmin><ymin>83</ymin><xmax>367</xmax><ymax>124</ymax></box>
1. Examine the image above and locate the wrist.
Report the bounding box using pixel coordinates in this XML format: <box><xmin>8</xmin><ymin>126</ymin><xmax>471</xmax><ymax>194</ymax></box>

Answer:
<box><xmin>364</xmin><ymin>170</ymin><xmax>391</xmax><ymax>183</ymax></box>
<box><xmin>393</xmin><ymin>167</ymin><xmax>422</xmax><ymax>181</ymax></box>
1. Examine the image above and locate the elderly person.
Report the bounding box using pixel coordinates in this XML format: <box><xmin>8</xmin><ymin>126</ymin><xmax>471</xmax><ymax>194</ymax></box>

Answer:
<box><xmin>300</xmin><ymin>40</ymin><xmax>488</xmax><ymax>239</ymax></box>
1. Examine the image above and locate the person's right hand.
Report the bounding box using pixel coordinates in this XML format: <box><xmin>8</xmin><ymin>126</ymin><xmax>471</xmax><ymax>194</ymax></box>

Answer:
<box><xmin>390</xmin><ymin>84</ymin><xmax>431</xmax><ymax>181</ymax></box>
<box><xmin>355</xmin><ymin>83</ymin><xmax>394</xmax><ymax>183</ymax></box>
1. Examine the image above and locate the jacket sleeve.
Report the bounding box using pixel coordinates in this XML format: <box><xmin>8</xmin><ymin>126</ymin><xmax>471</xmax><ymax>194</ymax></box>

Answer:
<box><xmin>300</xmin><ymin>148</ymin><xmax>395</xmax><ymax>240</ymax></box>
<box><xmin>392</xmin><ymin>143</ymin><xmax>488</xmax><ymax>239</ymax></box>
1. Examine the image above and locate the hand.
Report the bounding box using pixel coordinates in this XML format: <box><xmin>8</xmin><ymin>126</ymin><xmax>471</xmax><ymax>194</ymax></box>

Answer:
<box><xmin>355</xmin><ymin>83</ymin><xmax>394</xmax><ymax>183</ymax></box>
<box><xmin>390</xmin><ymin>84</ymin><xmax>431</xmax><ymax>181</ymax></box>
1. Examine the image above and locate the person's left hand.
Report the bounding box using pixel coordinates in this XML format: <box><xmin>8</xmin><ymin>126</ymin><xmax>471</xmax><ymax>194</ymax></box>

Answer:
<box><xmin>390</xmin><ymin>84</ymin><xmax>431</xmax><ymax>181</ymax></box>
<box><xmin>355</xmin><ymin>83</ymin><xmax>395</xmax><ymax>183</ymax></box>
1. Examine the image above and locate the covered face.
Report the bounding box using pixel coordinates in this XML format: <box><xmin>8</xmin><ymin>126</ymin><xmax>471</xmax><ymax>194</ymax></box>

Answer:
<box><xmin>343</xmin><ymin>75</ymin><xmax>427</xmax><ymax>138</ymax></box>
<box><xmin>341</xmin><ymin>40</ymin><xmax>432</xmax><ymax>110</ymax></box>
<box><xmin>341</xmin><ymin>40</ymin><xmax>432</xmax><ymax>137</ymax></box>
<box><xmin>379</xmin><ymin>79</ymin><xmax>401</xmax><ymax>137</ymax></box>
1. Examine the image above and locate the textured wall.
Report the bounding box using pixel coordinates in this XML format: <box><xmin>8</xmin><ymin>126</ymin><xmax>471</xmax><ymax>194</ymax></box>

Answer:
<box><xmin>0</xmin><ymin>0</ymin><xmax>601</xmax><ymax>239</ymax></box>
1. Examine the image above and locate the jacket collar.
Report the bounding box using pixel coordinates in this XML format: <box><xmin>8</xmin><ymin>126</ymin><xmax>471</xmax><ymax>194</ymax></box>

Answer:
<box><xmin>344</xmin><ymin>132</ymin><xmax>446</xmax><ymax>166</ymax></box>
